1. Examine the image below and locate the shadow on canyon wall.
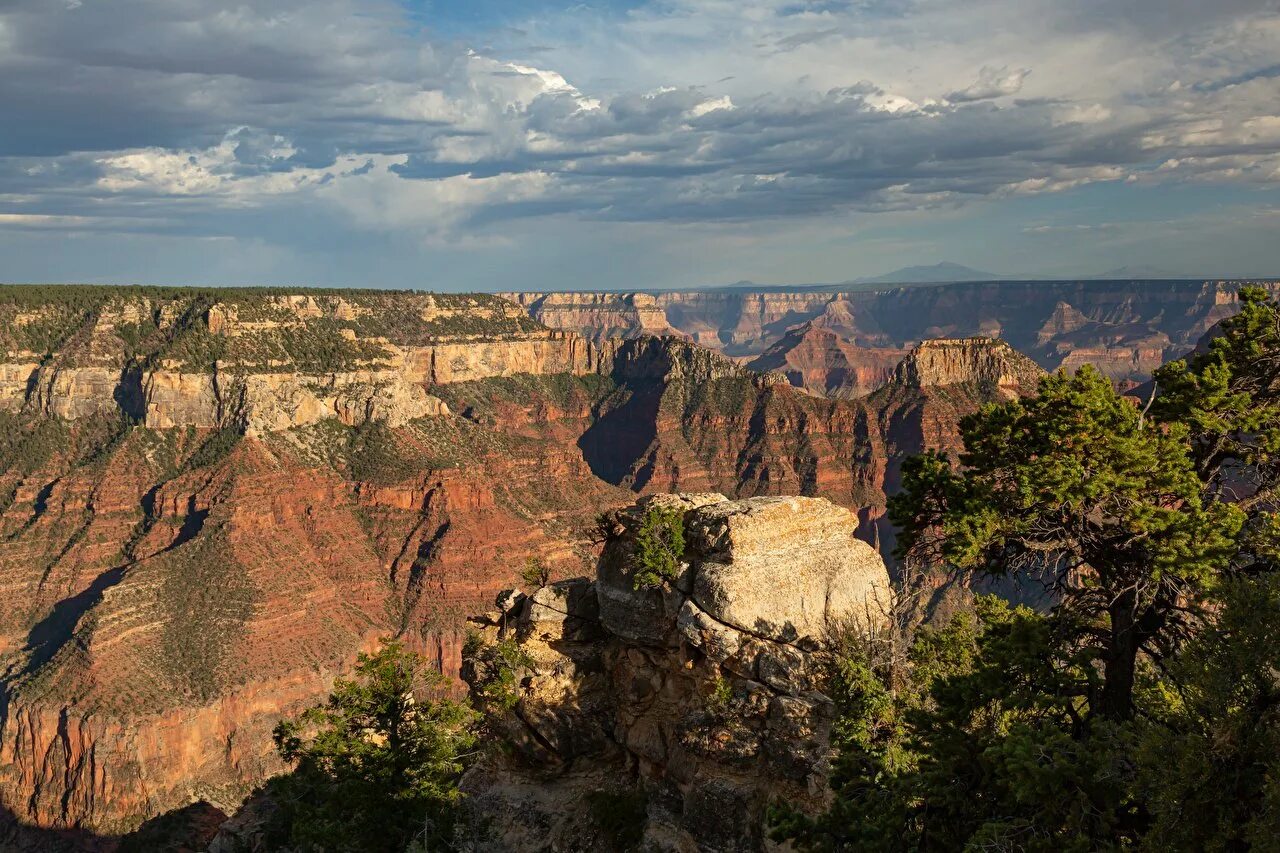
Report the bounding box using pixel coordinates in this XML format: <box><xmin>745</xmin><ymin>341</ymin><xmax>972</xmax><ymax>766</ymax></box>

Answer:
<box><xmin>0</xmin><ymin>799</ymin><xmax>226</xmax><ymax>853</ymax></box>
<box><xmin>578</xmin><ymin>381</ymin><xmax>662</xmax><ymax>488</ymax></box>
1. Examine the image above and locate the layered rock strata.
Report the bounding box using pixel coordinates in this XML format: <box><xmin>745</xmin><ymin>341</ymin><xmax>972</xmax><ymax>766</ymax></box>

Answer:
<box><xmin>0</xmin><ymin>288</ymin><xmax>619</xmax><ymax>836</ymax></box>
<box><xmin>509</xmin><ymin>279</ymin><xmax>1280</xmax><ymax>393</ymax></box>
<box><xmin>0</xmin><ymin>289</ymin><xmax>606</xmax><ymax>435</ymax></box>
<box><xmin>462</xmin><ymin>493</ymin><xmax>892</xmax><ymax>852</ymax></box>
<box><xmin>501</xmin><ymin>292</ymin><xmax>681</xmax><ymax>343</ymax></box>
<box><xmin>749</xmin><ymin>325</ymin><xmax>906</xmax><ymax>398</ymax></box>
<box><xmin>889</xmin><ymin>337</ymin><xmax>1045</xmax><ymax>397</ymax></box>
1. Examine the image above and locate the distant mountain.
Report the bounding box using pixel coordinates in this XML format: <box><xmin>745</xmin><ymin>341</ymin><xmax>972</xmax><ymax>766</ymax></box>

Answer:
<box><xmin>643</xmin><ymin>263</ymin><xmax>1214</xmax><ymax>296</ymax></box>
<box><xmin>1083</xmin><ymin>265</ymin><xmax>1199</xmax><ymax>280</ymax></box>
<box><xmin>854</xmin><ymin>262</ymin><xmax>1006</xmax><ymax>284</ymax></box>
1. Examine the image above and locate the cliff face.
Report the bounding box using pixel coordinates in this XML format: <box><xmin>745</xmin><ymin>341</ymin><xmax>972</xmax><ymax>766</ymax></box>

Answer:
<box><xmin>461</xmin><ymin>493</ymin><xmax>892</xmax><ymax>852</ymax></box>
<box><xmin>0</xmin><ymin>289</ymin><xmax>623</xmax><ymax>836</ymax></box>
<box><xmin>858</xmin><ymin>338</ymin><xmax>1046</xmax><ymax>565</ymax></box>
<box><xmin>577</xmin><ymin>337</ymin><xmax>885</xmax><ymax>512</ymax></box>
<box><xmin>0</xmin><ymin>416</ymin><xmax>638</xmax><ymax>837</ymax></box>
<box><xmin>500</xmin><ymin>292</ymin><xmax>680</xmax><ymax>343</ymax></box>
<box><xmin>749</xmin><ymin>325</ymin><xmax>906</xmax><ymax>398</ymax></box>
<box><xmin>0</xmin><ymin>289</ymin><xmax>605</xmax><ymax>436</ymax></box>
<box><xmin>890</xmin><ymin>337</ymin><xmax>1045</xmax><ymax>396</ymax></box>
<box><xmin>503</xmin><ymin>289</ymin><xmax>836</xmax><ymax>356</ymax></box>
<box><xmin>510</xmin><ymin>280</ymin><xmax>1280</xmax><ymax>394</ymax></box>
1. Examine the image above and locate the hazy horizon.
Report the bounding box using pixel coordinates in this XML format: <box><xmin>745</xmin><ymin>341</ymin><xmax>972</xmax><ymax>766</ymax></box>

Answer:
<box><xmin>4</xmin><ymin>271</ymin><xmax>1277</xmax><ymax>296</ymax></box>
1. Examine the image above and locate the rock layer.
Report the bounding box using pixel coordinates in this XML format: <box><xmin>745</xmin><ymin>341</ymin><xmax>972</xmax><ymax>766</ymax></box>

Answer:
<box><xmin>749</xmin><ymin>325</ymin><xmax>906</xmax><ymax>398</ymax></box>
<box><xmin>0</xmin><ymin>289</ymin><xmax>604</xmax><ymax>435</ymax></box>
<box><xmin>891</xmin><ymin>336</ymin><xmax>1045</xmax><ymax>397</ymax></box>
<box><xmin>509</xmin><ymin>279</ymin><xmax>1280</xmax><ymax>393</ymax></box>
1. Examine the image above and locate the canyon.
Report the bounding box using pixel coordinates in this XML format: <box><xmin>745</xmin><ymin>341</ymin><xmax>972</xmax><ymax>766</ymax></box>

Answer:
<box><xmin>0</xmin><ymin>281</ymin><xmax>1260</xmax><ymax>846</ymax></box>
<box><xmin>505</xmin><ymin>279</ymin><xmax>1280</xmax><ymax>395</ymax></box>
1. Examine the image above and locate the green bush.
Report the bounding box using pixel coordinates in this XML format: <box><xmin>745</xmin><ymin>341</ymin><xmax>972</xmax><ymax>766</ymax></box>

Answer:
<box><xmin>707</xmin><ymin>675</ymin><xmax>734</xmax><ymax>714</ymax></box>
<box><xmin>631</xmin><ymin>504</ymin><xmax>686</xmax><ymax>590</ymax></box>
<box><xmin>271</xmin><ymin>640</ymin><xmax>478</xmax><ymax>853</ymax></box>
<box><xmin>520</xmin><ymin>557</ymin><xmax>550</xmax><ymax>589</ymax></box>
<box><xmin>466</xmin><ymin>637</ymin><xmax>533</xmax><ymax>715</ymax></box>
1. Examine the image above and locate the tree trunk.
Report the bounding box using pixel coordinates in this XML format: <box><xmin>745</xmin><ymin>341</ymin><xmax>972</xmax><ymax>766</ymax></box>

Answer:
<box><xmin>1101</xmin><ymin>591</ymin><xmax>1139</xmax><ymax>721</ymax></box>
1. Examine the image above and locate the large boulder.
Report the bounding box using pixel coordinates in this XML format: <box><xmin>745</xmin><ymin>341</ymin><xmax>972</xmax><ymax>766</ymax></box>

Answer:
<box><xmin>598</xmin><ymin>493</ymin><xmax>892</xmax><ymax>649</ymax></box>
<box><xmin>596</xmin><ymin>492</ymin><xmax>728</xmax><ymax>646</ymax></box>
<box><xmin>687</xmin><ymin>496</ymin><xmax>892</xmax><ymax>644</ymax></box>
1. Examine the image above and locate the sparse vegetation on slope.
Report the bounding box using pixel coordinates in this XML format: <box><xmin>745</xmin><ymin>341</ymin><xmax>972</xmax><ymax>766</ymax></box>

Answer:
<box><xmin>0</xmin><ymin>285</ymin><xmax>545</xmax><ymax>372</ymax></box>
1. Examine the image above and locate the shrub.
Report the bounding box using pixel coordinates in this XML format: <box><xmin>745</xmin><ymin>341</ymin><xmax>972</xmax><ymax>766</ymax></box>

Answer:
<box><xmin>520</xmin><ymin>557</ymin><xmax>550</xmax><ymax>589</ymax></box>
<box><xmin>631</xmin><ymin>504</ymin><xmax>686</xmax><ymax>590</ymax></box>
<box><xmin>466</xmin><ymin>637</ymin><xmax>533</xmax><ymax>715</ymax></box>
<box><xmin>707</xmin><ymin>675</ymin><xmax>734</xmax><ymax>714</ymax></box>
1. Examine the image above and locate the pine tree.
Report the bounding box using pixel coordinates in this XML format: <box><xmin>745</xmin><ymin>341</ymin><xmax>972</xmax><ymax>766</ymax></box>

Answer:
<box><xmin>270</xmin><ymin>640</ymin><xmax>478</xmax><ymax>852</ymax></box>
<box><xmin>890</xmin><ymin>366</ymin><xmax>1242</xmax><ymax>721</ymax></box>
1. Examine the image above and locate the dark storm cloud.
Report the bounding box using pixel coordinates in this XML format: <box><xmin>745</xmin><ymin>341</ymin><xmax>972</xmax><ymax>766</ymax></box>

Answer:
<box><xmin>0</xmin><ymin>0</ymin><xmax>456</xmax><ymax>157</ymax></box>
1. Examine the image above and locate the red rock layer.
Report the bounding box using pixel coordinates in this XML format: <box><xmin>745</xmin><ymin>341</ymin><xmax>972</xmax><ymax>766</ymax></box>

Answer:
<box><xmin>749</xmin><ymin>325</ymin><xmax>907</xmax><ymax>398</ymax></box>
<box><xmin>0</xmin><ymin>392</ymin><xmax>627</xmax><ymax>834</ymax></box>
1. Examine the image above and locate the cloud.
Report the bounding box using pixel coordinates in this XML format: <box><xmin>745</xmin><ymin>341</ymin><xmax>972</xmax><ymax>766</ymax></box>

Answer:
<box><xmin>947</xmin><ymin>66</ymin><xmax>1031</xmax><ymax>102</ymax></box>
<box><xmin>771</xmin><ymin>27</ymin><xmax>840</xmax><ymax>51</ymax></box>
<box><xmin>0</xmin><ymin>0</ymin><xmax>1278</xmax><ymax>285</ymax></box>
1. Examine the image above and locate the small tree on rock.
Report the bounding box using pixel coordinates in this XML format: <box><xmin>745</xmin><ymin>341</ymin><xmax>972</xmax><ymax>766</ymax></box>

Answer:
<box><xmin>631</xmin><ymin>504</ymin><xmax>686</xmax><ymax>590</ymax></box>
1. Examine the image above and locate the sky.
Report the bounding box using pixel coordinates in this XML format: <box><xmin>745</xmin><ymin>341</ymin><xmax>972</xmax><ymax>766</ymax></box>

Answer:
<box><xmin>1</xmin><ymin>0</ymin><xmax>1278</xmax><ymax>290</ymax></box>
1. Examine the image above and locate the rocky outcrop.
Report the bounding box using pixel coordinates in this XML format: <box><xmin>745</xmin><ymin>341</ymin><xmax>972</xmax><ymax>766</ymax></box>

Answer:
<box><xmin>575</xmin><ymin>336</ymin><xmax>873</xmax><ymax>501</ymax></box>
<box><xmin>749</xmin><ymin>324</ymin><xmax>906</xmax><ymax>398</ymax></box>
<box><xmin>27</xmin><ymin>366</ymin><xmax>130</xmax><ymax>420</ymax></box>
<box><xmin>890</xmin><ymin>337</ymin><xmax>1045</xmax><ymax>398</ymax></box>
<box><xmin>405</xmin><ymin>330</ymin><xmax>609</xmax><ymax>385</ymax></box>
<box><xmin>609</xmin><ymin>336</ymin><xmax>775</xmax><ymax>386</ymax></box>
<box><xmin>500</xmin><ymin>292</ymin><xmax>681</xmax><ymax>343</ymax></box>
<box><xmin>140</xmin><ymin>367</ymin><xmax>453</xmax><ymax>434</ymax></box>
<box><xmin>463</xmin><ymin>493</ymin><xmax>891</xmax><ymax>852</ymax></box>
